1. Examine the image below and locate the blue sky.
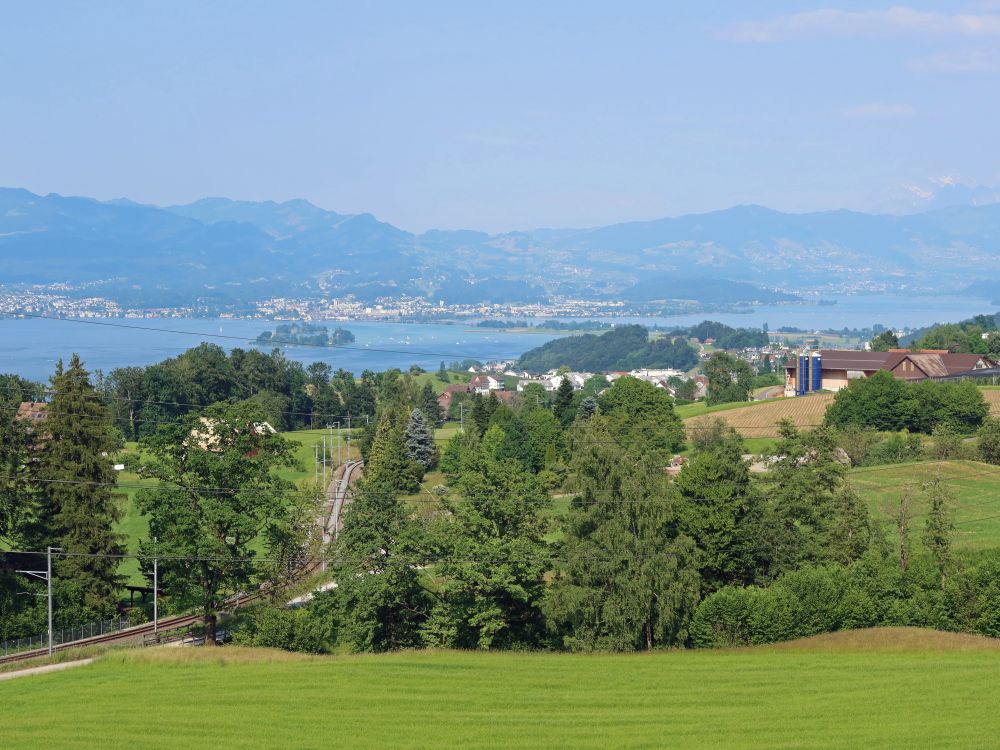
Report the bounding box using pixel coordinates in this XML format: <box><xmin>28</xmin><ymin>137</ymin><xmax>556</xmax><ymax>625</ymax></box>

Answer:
<box><xmin>2</xmin><ymin>2</ymin><xmax>998</xmax><ymax>232</ymax></box>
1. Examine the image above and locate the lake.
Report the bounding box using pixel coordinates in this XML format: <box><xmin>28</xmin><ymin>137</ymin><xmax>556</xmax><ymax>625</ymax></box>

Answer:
<box><xmin>0</xmin><ymin>293</ymin><xmax>995</xmax><ymax>382</ymax></box>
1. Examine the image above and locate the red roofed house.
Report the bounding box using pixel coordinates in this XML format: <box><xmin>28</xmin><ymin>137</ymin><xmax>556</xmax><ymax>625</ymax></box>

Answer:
<box><xmin>469</xmin><ymin>374</ymin><xmax>504</xmax><ymax>394</ymax></box>
<box><xmin>16</xmin><ymin>401</ymin><xmax>48</xmax><ymax>426</ymax></box>
<box><xmin>437</xmin><ymin>384</ymin><xmax>468</xmax><ymax>415</ymax></box>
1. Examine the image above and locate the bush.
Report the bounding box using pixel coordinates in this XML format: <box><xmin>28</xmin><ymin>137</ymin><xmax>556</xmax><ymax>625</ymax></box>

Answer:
<box><xmin>230</xmin><ymin>605</ymin><xmax>332</xmax><ymax>653</ymax></box>
<box><xmin>928</xmin><ymin>424</ymin><xmax>968</xmax><ymax>461</ymax></box>
<box><xmin>690</xmin><ymin>587</ymin><xmax>756</xmax><ymax>648</ymax></box>
<box><xmin>859</xmin><ymin>432</ymin><xmax>924</xmax><ymax>467</ymax></box>
<box><xmin>943</xmin><ymin>554</ymin><xmax>1000</xmax><ymax>637</ymax></box>
<box><xmin>979</xmin><ymin>417</ymin><xmax>1000</xmax><ymax>466</ymax></box>
<box><xmin>690</xmin><ymin>559</ymin><xmax>967</xmax><ymax>648</ymax></box>
<box><xmin>826</xmin><ymin>372</ymin><xmax>988</xmax><ymax>434</ymax></box>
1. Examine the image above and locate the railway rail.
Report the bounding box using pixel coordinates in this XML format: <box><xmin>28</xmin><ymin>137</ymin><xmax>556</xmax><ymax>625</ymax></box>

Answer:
<box><xmin>0</xmin><ymin>460</ymin><xmax>364</xmax><ymax>667</ymax></box>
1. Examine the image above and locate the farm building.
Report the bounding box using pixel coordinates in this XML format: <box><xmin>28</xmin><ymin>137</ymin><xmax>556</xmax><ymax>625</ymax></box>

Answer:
<box><xmin>784</xmin><ymin>349</ymin><xmax>997</xmax><ymax>395</ymax></box>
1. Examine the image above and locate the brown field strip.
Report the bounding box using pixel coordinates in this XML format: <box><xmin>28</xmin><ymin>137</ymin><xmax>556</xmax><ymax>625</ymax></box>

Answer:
<box><xmin>684</xmin><ymin>393</ymin><xmax>834</xmax><ymax>438</ymax></box>
<box><xmin>985</xmin><ymin>389</ymin><xmax>1000</xmax><ymax>416</ymax></box>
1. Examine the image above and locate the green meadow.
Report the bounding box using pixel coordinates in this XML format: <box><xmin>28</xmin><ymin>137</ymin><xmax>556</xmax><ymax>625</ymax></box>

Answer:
<box><xmin>4</xmin><ymin>628</ymin><xmax>1000</xmax><ymax>749</ymax></box>
<box><xmin>851</xmin><ymin>460</ymin><xmax>1000</xmax><ymax>550</ymax></box>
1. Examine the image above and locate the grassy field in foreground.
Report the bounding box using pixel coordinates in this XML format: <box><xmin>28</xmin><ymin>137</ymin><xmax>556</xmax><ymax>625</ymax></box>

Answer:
<box><xmin>4</xmin><ymin>628</ymin><xmax>1000</xmax><ymax>749</ymax></box>
<box><xmin>851</xmin><ymin>460</ymin><xmax>1000</xmax><ymax>550</ymax></box>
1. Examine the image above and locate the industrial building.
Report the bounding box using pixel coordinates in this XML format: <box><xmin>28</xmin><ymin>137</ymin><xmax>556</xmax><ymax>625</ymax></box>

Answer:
<box><xmin>784</xmin><ymin>349</ymin><xmax>998</xmax><ymax>396</ymax></box>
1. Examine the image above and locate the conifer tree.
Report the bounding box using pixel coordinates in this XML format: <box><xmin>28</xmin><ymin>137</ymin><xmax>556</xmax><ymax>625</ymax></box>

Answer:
<box><xmin>674</xmin><ymin>425</ymin><xmax>761</xmax><ymax>591</ymax></box>
<box><xmin>544</xmin><ymin>417</ymin><xmax>701</xmax><ymax>650</ymax></box>
<box><xmin>366</xmin><ymin>409</ymin><xmax>421</xmax><ymax>493</ymax></box>
<box><xmin>424</xmin><ymin>452</ymin><xmax>551</xmax><ymax>649</ymax></box>
<box><xmin>332</xmin><ymin>478</ymin><xmax>429</xmax><ymax>651</ymax></box>
<box><xmin>404</xmin><ymin>408</ymin><xmax>438</xmax><ymax>470</ymax></box>
<box><xmin>577</xmin><ymin>396</ymin><xmax>598</xmax><ymax>420</ymax></box>
<box><xmin>0</xmin><ymin>406</ymin><xmax>31</xmax><ymax>546</ymax></box>
<box><xmin>419</xmin><ymin>382</ymin><xmax>442</xmax><ymax>425</ymax></box>
<box><xmin>32</xmin><ymin>354</ymin><xmax>125</xmax><ymax>611</ymax></box>
<box><xmin>469</xmin><ymin>393</ymin><xmax>498</xmax><ymax>435</ymax></box>
<box><xmin>437</xmin><ymin>361</ymin><xmax>450</xmax><ymax>383</ymax></box>
<box><xmin>554</xmin><ymin>376</ymin><xmax>576</xmax><ymax>426</ymax></box>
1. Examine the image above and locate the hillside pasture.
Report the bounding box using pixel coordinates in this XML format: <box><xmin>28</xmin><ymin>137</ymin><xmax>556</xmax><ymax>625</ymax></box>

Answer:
<box><xmin>684</xmin><ymin>393</ymin><xmax>834</xmax><ymax>439</ymax></box>
<box><xmin>5</xmin><ymin>631</ymin><xmax>1000</xmax><ymax>748</ymax></box>
<box><xmin>850</xmin><ymin>460</ymin><xmax>1000</xmax><ymax>550</ymax></box>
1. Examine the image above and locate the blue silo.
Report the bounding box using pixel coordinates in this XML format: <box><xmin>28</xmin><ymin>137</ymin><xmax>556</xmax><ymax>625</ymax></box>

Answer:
<box><xmin>798</xmin><ymin>354</ymin><xmax>808</xmax><ymax>395</ymax></box>
<box><xmin>810</xmin><ymin>352</ymin><xmax>822</xmax><ymax>392</ymax></box>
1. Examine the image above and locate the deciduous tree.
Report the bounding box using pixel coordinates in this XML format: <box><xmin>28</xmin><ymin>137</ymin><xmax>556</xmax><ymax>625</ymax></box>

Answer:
<box><xmin>136</xmin><ymin>400</ymin><xmax>299</xmax><ymax>644</ymax></box>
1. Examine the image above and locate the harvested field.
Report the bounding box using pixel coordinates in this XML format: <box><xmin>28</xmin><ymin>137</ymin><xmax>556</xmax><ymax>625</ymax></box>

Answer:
<box><xmin>985</xmin><ymin>388</ymin><xmax>1000</xmax><ymax>416</ymax></box>
<box><xmin>685</xmin><ymin>393</ymin><xmax>834</xmax><ymax>438</ymax></box>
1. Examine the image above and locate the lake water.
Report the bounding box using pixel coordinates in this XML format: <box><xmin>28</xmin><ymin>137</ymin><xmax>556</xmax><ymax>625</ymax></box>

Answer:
<box><xmin>0</xmin><ymin>293</ymin><xmax>995</xmax><ymax>382</ymax></box>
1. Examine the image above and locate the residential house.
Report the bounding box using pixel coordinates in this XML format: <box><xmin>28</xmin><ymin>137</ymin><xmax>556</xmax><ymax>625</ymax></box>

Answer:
<box><xmin>436</xmin><ymin>384</ymin><xmax>469</xmax><ymax>415</ymax></box>
<box><xmin>469</xmin><ymin>374</ymin><xmax>504</xmax><ymax>394</ymax></box>
<box><xmin>16</xmin><ymin>401</ymin><xmax>48</xmax><ymax>426</ymax></box>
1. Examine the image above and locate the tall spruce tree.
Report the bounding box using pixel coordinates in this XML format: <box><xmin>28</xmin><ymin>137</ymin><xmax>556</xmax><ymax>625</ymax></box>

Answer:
<box><xmin>405</xmin><ymin>408</ymin><xmax>438</xmax><ymax>470</ymax></box>
<box><xmin>366</xmin><ymin>408</ymin><xmax>421</xmax><ymax>493</ymax></box>
<box><xmin>424</xmin><ymin>451</ymin><xmax>552</xmax><ymax>649</ymax></box>
<box><xmin>554</xmin><ymin>376</ymin><xmax>576</xmax><ymax>426</ymax></box>
<box><xmin>419</xmin><ymin>382</ymin><xmax>443</xmax><ymax>425</ymax></box>
<box><xmin>544</xmin><ymin>416</ymin><xmax>701</xmax><ymax>650</ymax></box>
<box><xmin>674</xmin><ymin>424</ymin><xmax>762</xmax><ymax>591</ymax></box>
<box><xmin>32</xmin><ymin>355</ymin><xmax>125</xmax><ymax>611</ymax></box>
<box><xmin>332</xmin><ymin>478</ymin><xmax>429</xmax><ymax>651</ymax></box>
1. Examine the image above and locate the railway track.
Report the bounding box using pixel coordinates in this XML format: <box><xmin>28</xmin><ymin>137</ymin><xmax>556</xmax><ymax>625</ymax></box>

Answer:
<box><xmin>0</xmin><ymin>461</ymin><xmax>365</xmax><ymax>668</ymax></box>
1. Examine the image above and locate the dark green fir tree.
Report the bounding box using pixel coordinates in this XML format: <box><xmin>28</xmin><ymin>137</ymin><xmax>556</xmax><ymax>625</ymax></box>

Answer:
<box><xmin>32</xmin><ymin>355</ymin><xmax>125</xmax><ymax>612</ymax></box>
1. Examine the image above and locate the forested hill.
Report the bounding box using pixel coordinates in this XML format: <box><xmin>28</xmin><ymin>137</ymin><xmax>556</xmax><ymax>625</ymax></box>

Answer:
<box><xmin>518</xmin><ymin>325</ymin><xmax>700</xmax><ymax>372</ymax></box>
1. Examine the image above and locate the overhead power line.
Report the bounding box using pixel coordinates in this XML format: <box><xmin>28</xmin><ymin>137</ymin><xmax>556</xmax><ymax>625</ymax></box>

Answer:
<box><xmin>14</xmin><ymin>312</ymin><xmax>505</xmax><ymax>360</ymax></box>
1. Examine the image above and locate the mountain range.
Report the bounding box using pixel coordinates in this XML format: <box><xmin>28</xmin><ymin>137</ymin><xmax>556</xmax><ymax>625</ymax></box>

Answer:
<box><xmin>2</xmin><ymin>187</ymin><xmax>1000</xmax><ymax>307</ymax></box>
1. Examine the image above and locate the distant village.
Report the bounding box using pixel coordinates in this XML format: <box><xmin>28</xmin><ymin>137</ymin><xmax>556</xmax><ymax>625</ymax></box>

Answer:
<box><xmin>437</xmin><ymin>330</ymin><xmax>1000</xmax><ymax>414</ymax></box>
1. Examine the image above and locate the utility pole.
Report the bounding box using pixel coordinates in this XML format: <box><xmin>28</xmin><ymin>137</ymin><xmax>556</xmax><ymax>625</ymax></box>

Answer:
<box><xmin>328</xmin><ymin>424</ymin><xmax>334</xmax><ymax>468</ymax></box>
<box><xmin>313</xmin><ymin>444</ymin><xmax>319</xmax><ymax>485</ymax></box>
<box><xmin>460</xmin><ymin>402</ymin><xmax>464</xmax><ymax>432</ymax></box>
<box><xmin>153</xmin><ymin>536</ymin><xmax>158</xmax><ymax>636</ymax></box>
<box><xmin>17</xmin><ymin>546</ymin><xmax>61</xmax><ymax>655</ymax></box>
<box><xmin>47</xmin><ymin>547</ymin><xmax>54</xmax><ymax>655</ymax></box>
<box><xmin>322</xmin><ymin>435</ymin><xmax>327</xmax><ymax>488</ymax></box>
<box><xmin>336</xmin><ymin>422</ymin><xmax>342</xmax><ymax>465</ymax></box>
<box><xmin>347</xmin><ymin>414</ymin><xmax>351</xmax><ymax>459</ymax></box>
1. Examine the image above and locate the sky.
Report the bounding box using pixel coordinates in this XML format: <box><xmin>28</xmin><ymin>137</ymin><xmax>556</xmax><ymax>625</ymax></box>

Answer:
<box><xmin>2</xmin><ymin>1</ymin><xmax>999</xmax><ymax>233</ymax></box>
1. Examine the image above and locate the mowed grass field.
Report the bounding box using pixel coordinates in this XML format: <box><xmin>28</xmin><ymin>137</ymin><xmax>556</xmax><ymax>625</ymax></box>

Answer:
<box><xmin>851</xmin><ymin>460</ymin><xmax>1000</xmax><ymax>550</ymax></box>
<box><xmin>5</xmin><ymin>629</ymin><xmax>1000</xmax><ymax>749</ymax></box>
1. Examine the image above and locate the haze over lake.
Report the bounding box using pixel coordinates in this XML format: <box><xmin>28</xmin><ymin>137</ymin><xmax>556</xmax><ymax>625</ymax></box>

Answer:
<box><xmin>1</xmin><ymin>293</ymin><xmax>994</xmax><ymax>383</ymax></box>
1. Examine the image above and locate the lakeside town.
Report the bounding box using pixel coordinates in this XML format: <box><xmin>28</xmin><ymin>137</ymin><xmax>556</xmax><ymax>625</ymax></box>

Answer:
<box><xmin>0</xmin><ymin>285</ymin><xmax>794</xmax><ymax>322</ymax></box>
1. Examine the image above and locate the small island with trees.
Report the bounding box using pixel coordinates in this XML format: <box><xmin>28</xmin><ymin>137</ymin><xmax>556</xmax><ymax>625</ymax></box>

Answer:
<box><xmin>255</xmin><ymin>323</ymin><xmax>355</xmax><ymax>347</ymax></box>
